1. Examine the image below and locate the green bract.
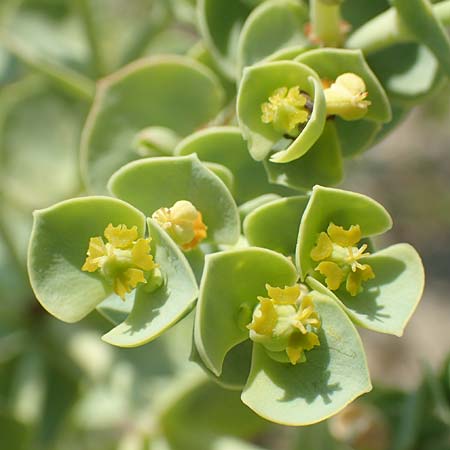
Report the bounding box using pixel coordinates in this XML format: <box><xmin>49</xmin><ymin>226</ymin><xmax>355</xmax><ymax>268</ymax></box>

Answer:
<box><xmin>237</xmin><ymin>60</ymin><xmax>326</xmax><ymax>163</ymax></box>
<box><xmin>81</xmin><ymin>56</ymin><xmax>225</xmax><ymax>193</ymax></box>
<box><xmin>108</xmin><ymin>154</ymin><xmax>240</xmax><ymax>246</ymax></box>
<box><xmin>297</xmin><ymin>186</ymin><xmax>424</xmax><ymax>336</ymax></box>
<box><xmin>193</xmin><ymin>247</ymin><xmax>371</xmax><ymax>425</ymax></box>
<box><xmin>28</xmin><ymin>196</ymin><xmax>198</xmax><ymax>347</ymax></box>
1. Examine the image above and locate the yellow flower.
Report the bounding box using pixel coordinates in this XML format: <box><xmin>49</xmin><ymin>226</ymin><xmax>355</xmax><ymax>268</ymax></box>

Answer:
<box><xmin>82</xmin><ymin>224</ymin><xmax>157</xmax><ymax>300</ymax></box>
<box><xmin>324</xmin><ymin>73</ymin><xmax>371</xmax><ymax>121</ymax></box>
<box><xmin>152</xmin><ymin>200</ymin><xmax>207</xmax><ymax>251</ymax></box>
<box><xmin>261</xmin><ymin>86</ymin><xmax>310</xmax><ymax>137</ymax></box>
<box><xmin>310</xmin><ymin>223</ymin><xmax>375</xmax><ymax>296</ymax></box>
<box><xmin>248</xmin><ymin>284</ymin><xmax>321</xmax><ymax>365</ymax></box>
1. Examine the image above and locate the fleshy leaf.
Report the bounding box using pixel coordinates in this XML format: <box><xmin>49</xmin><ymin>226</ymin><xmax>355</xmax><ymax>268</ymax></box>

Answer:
<box><xmin>194</xmin><ymin>247</ymin><xmax>298</xmax><ymax>376</ymax></box>
<box><xmin>191</xmin><ymin>338</ymin><xmax>253</xmax><ymax>390</ymax></box>
<box><xmin>203</xmin><ymin>161</ymin><xmax>235</xmax><ymax>194</ymax></box>
<box><xmin>263</xmin><ymin>119</ymin><xmax>343</xmax><ymax>190</ymax></box>
<box><xmin>197</xmin><ymin>0</ymin><xmax>253</xmax><ymax>78</ymax></box>
<box><xmin>101</xmin><ymin>219</ymin><xmax>198</xmax><ymax>347</ymax></box>
<box><xmin>242</xmin><ymin>292</ymin><xmax>372</xmax><ymax>425</ymax></box>
<box><xmin>176</xmin><ymin>126</ymin><xmax>292</xmax><ymax>204</ymax></box>
<box><xmin>237</xmin><ymin>0</ymin><xmax>309</xmax><ymax>72</ymax></box>
<box><xmin>306</xmin><ymin>243</ymin><xmax>425</xmax><ymax>336</ymax></box>
<box><xmin>108</xmin><ymin>154</ymin><xmax>240</xmax><ymax>245</ymax></box>
<box><xmin>296</xmin><ymin>186</ymin><xmax>393</xmax><ymax>279</ymax></box>
<box><xmin>28</xmin><ymin>197</ymin><xmax>145</xmax><ymax>323</ymax></box>
<box><xmin>392</xmin><ymin>0</ymin><xmax>450</xmax><ymax>77</ymax></box>
<box><xmin>295</xmin><ymin>48</ymin><xmax>391</xmax><ymax>123</ymax></box>
<box><xmin>81</xmin><ymin>56</ymin><xmax>224</xmax><ymax>193</ymax></box>
<box><xmin>244</xmin><ymin>195</ymin><xmax>308</xmax><ymax>255</ymax></box>
<box><xmin>237</xmin><ymin>61</ymin><xmax>326</xmax><ymax>162</ymax></box>
<box><xmin>367</xmin><ymin>43</ymin><xmax>445</xmax><ymax>103</ymax></box>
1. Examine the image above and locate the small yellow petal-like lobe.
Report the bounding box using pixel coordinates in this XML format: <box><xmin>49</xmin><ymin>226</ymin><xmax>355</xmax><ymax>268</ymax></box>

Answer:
<box><xmin>327</xmin><ymin>223</ymin><xmax>361</xmax><ymax>247</ymax></box>
<box><xmin>82</xmin><ymin>237</ymin><xmax>107</xmax><ymax>272</ymax></box>
<box><xmin>286</xmin><ymin>331</ymin><xmax>320</xmax><ymax>364</ymax></box>
<box><xmin>104</xmin><ymin>223</ymin><xmax>138</xmax><ymax>249</ymax></box>
<box><xmin>132</xmin><ymin>238</ymin><xmax>156</xmax><ymax>271</ymax></box>
<box><xmin>248</xmin><ymin>297</ymin><xmax>277</xmax><ymax>336</ymax></box>
<box><xmin>311</xmin><ymin>232</ymin><xmax>333</xmax><ymax>262</ymax></box>
<box><xmin>316</xmin><ymin>261</ymin><xmax>345</xmax><ymax>291</ymax></box>
<box><xmin>266</xmin><ymin>284</ymin><xmax>300</xmax><ymax>305</ymax></box>
<box><xmin>346</xmin><ymin>264</ymin><xmax>375</xmax><ymax>296</ymax></box>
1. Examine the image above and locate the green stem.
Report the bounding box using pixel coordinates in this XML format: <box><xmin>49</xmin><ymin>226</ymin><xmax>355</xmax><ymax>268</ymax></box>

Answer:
<box><xmin>310</xmin><ymin>0</ymin><xmax>344</xmax><ymax>47</ymax></box>
<box><xmin>77</xmin><ymin>0</ymin><xmax>107</xmax><ymax>77</ymax></box>
<box><xmin>346</xmin><ymin>0</ymin><xmax>450</xmax><ymax>55</ymax></box>
<box><xmin>1</xmin><ymin>35</ymin><xmax>95</xmax><ymax>102</ymax></box>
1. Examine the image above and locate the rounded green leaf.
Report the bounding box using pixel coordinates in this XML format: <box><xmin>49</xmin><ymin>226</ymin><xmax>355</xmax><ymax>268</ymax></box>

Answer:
<box><xmin>81</xmin><ymin>56</ymin><xmax>225</xmax><ymax>193</ymax></box>
<box><xmin>203</xmin><ymin>162</ymin><xmax>235</xmax><ymax>194</ymax></box>
<box><xmin>263</xmin><ymin>119</ymin><xmax>343</xmax><ymax>190</ymax></box>
<box><xmin>237</xmin><ymin>0</ymin><xmax>309</xmax><ymax>72</ymax></box>
<box><xmin>194</xmin><ymin>247</ymin><xmax>298</xmax><ymax>376</ymax></box>
<box><xmin>244</xmin><ymin>195</ymin><xmax>308</xmax><ymax>255</ymax></box>
<box><xmin>241</xmin><ymin>292</ymin><xmax>372</xmax><ymax>425</ymax></box>
<box><xmin>392</xmin><ymin>0</ymin><xmax>450</xmax><ymax>77</ymax></box>
<box><xmin>28</xmin><ymin>197</ymin><xmax>145</xmax><ymax>323</ymax></box>
<box><xmin>306</xmin><ymin>243</ymin><xmax>425</xmax><ymax>336</ymax></box>
<box><xmin>197</xmin><ymin>0</ymin><xmax>254</xmax><ymax>78</ymax></box>
<box><xmin>367</xmin><ymin>43</ymin><xmax>445</xmax><ymax>104</ymax></box>
<box><xmin>176</xmin><ymin>126</ymin><xmax>292</xmax><ymax>204</ymax></box>
<box><xmin>101</xmin><ymin>219</ymin><xmax>198</xmax><ymax>347</ymax></box>
<box><xmin>238</xmin><ymin>194</ymin><xmax>282</xmax><ymax>222</ymax></box>
<box><xmin>296</xmin><ymin>186</ymin><xmax>393</xmax><ymax>279</ymax></box>
<box><xmin>237</xmin><ymin>61</ymin><xmax>326</xmax><ymax>162</ymax></box>
<box><xmin>191</xmin><ymin>339</ymin><xmax>253</xmax><ymax>390</ymax></box>
<box><xmin>108</xmin><ymin>154</ymin><xmax>240</xmax><ymax>245</ymax></box>
<box><xmin>295</xmin><ymin>48</ymin><xmax>392</xmax><ymax>123</ymax></box>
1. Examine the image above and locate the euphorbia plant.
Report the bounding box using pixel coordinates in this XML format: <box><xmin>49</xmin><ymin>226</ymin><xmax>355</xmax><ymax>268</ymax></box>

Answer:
<box><xmin>19</xmin><ymin>0</ymin><xmax>450</xmax><ymax>435</ymax></box>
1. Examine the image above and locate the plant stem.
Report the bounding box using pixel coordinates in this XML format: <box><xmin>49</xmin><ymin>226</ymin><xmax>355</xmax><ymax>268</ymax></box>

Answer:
<box><xmin>310</xmin><ymin>0</ymin><xmax>344</xmax><ymax>47</ymax></box>
<box><xmin>346</xmin><ymin>0</ymin><xmax>450</xmax><ymax>55</ymax></box>
<box><xmin>77</xmin><ymin>0</ymin><xmax>107</xmax><ymax>77</ymax></box>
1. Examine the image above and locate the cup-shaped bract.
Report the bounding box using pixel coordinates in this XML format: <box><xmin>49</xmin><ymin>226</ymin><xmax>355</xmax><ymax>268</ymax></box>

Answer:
<box><xmin>194</xmin><ymin>247</ymin><xmax>371</xmax><ymax>425</ymax></box>
<box><xmin>28</xmin><ymin>196</ymin><xmax>199</xmax><ymax>347</ymax></box>
<box><xmin>108</xmin><ymin>154</ymin><xmax>240</xmax><ymax>247</ymax></box>
<box><xmin>28</xmin><ymin>197</ymin><xmax>146</xmax><ymax>323</ymax></box>
<box><xmin>237</xmin><ymin>60</ymin><xmax>326</xmax><ymax>163</ymax></box>
<box><xmin>296</xmin><ymin>186</ymin><xmax>425</xmax><ymax>336</ymax></box>
<box><xmin>81</xmin><ymin>56</ymin><xmax>225</xmax><ymax>193</ymax></box>
<box><xmin>237</xmin><ymin>0</ymin><xmax>309</xmax><ymax>72</ymax></box>
<box><xmin>175</xmin><ymin>126</ymin><xmax>293</xmax><ymax>204</ymax></box>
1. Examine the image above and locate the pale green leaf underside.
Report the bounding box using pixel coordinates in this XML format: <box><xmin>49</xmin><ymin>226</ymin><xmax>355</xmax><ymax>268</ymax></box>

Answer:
<box><xmin>194</xmin><ymin>247</ymin><xmax>298</xmax><ymax>376</ymax></box>
<box><xmin>296</xmin><ymin>185</ymin><xmax>393</xmax><ymax>279</ymax></box>
<box><xmin>242</xmin><ymin>292</ymin><xmax>371</xmax><ymax>425</ymax></box>
<box><xmin>28</xmin><ymin>197</ymin><xmax>145</xmax><ymax>323</ymax></box>
<box><xmin>102</xmin><ymin>219</ymin><xmax>198</xmax><ymax>347</ymax></box>
<box><xmin>306</xmin><ymin>243</ymin><xmax>425</xmax><ymax>336</ymax></box>
<box><xmin>108</xmin><ymin>154</ymin><xmax>240</xmax><ymax>245</ymax></box>
<box><xmin>244</xmin><ymin>195</ymin><xmax>308</xmax><ymax>255</ymax></box>
<box><xmin>81</xmin><ymin>56</ymin><xmax>224</xmax><ymax>193</ymax></box>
